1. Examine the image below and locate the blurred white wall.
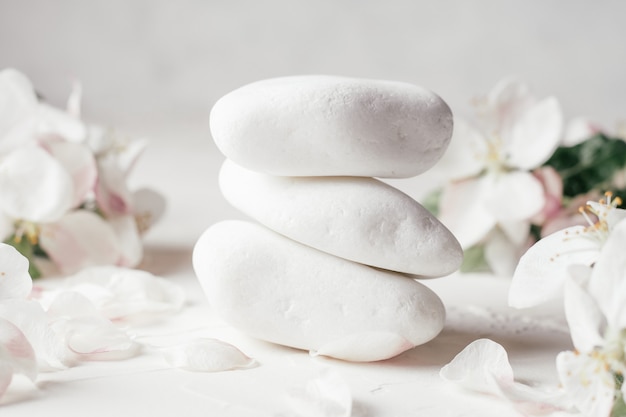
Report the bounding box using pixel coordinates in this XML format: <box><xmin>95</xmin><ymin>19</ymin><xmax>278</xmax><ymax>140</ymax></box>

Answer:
<box><xmin>1</xmin><ymin>0</ymin><xmax>625</xmax><ymax>133</ymax></box>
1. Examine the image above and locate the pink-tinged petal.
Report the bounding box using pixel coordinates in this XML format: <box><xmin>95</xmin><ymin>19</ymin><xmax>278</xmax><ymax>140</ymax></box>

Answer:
<box><xmin>46</xmin><ymin>292</ymin><xmax>139</xmax><ymax>362</ymax></box>
<box><xmin>563</xmin><ymin>270</ymin><xmax>605</xmax><ymax>352</ymax></box>
<box><xmin>0</xmin><ymin>243</ymin><xmax>32</xmax><ymax>300</ymax></box>
<box><xmin>163</xmin><ymin>338</ymin><xmax>255</xmax><ymax>372</ymax></box>
<box><xmin>108</xmin><ymin>215</ymin><xmax>142</xmax><ymax>268</ymax></box>
<box><xmin>95</xmin><ymin>158</ymin><xmax>133</xmax><ymax>216</ymax></box>
<box><xmin>439</xmin><ymin>177</ymin><xmax>496</xmax><ymax>248</ymax></box>
<box><xmin>42</xmin><ymin>140</ymin><xmax>97</xmax><ymax>208</ymax></box>
<box><xmin>0</xmin><ymin>146</ymin><xmax>74</xmax><ymax>223</ymax></box>
<box><xmin>0</xmin><ymin>69</ymin><xmax>37</xmax><ymax>145</ymax></box>
<box><xmin>530</xmin><ymin>166</ymin><xmax>564</xmax><ymax>225</ymax></box>
<box><xmin>63</xmin><ymin>266</ymin><xmax>185</xmax><ymax>323</ymax></box>
<box><xmin>504</xmin><ymin>96</ymin><xmax>563</xmax><ymax>170</ymax></box>
<box><xmin>39</xmin><ymin>210</ymin><xmax>119</xmax><ymax>275</ymax></box>
<box><xmin>509</xmin><ymin>226</ymin><xmax>600</xmax><ymax>308</ymax></box>
<box><xmin>430</xmin><ymin>119</ymin><xmax>488</xmax><ymax>181</ymax></box>
<box><xmin>0</xmin><ymin>317</ymin><xmax>37</xmax><ymax>381</ymax></box>
<box><xmin>132</xmin><ymin>188</ymin><xmax>167</xmax><ymax>233</ymax></box>
<box><xmin>562</xmin><ymin>117</ymin><xmax>603</xmax><ymax>147</ymax></box>
<box><xmin>588</xmin><ymin>219</ymin><xmax>626</xmax><ymax>329</ymax></box>
<box><xmin>485</xmin><ymin>171</ymin><xmax>545</xmax><ymax>222</ymax></box>
<box><xmin>556</xmin><ymin>351</ymin><xmax>615</xmax><ymax>417</ymax></box>
<box><xmin>0</xmin><ymin>300</ymin><xmax>68</xmax><ymax>370</ymax></box>
<box><xmin>63</xmin><ymin>318</ymin><xmax>139</xmax><ymax>361</ymax></box>
<box><xmin>286</xmin><ymin>368</ymin><xmax>352</xmax><ymax>417</ymax></box>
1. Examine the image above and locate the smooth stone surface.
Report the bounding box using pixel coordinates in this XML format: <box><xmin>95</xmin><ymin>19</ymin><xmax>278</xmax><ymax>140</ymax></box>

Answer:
<box><xmin>210</xmin><ymin>75</ymin><xmax>453</xmax><ymax>178</ymax></box>
<box><xmin>219</xmin><ymin>160</ymin><xmax>462</xmax><ymax>277</ymax></box>
<box><xmin>192</xmin><ymin>220</ymin><xmax>445</xmax><ymax>362</ymax></box>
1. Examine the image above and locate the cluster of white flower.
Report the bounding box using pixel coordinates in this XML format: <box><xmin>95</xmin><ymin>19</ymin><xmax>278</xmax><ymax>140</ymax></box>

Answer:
<box><xmin>442</xmin><ymin>194</ymin><xmax>626</xmax><ymax>416</ymax></box>
<box><xmin>0</xmin><ymin>68</ymin><xmax>163</xmax><ymax>277</ymax></box>
<box><xmin>431</xmin><ymin>77</ymin><xmax>603</xmax><ymax>276</ymax></box>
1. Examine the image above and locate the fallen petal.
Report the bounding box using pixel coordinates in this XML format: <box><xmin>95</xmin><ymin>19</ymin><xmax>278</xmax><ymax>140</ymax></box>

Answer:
<box><xmin>286</xmin><ymin>368</ymin><xmax>352</xmax><ymax>417</ymax></box>
<box><xmin>163</xmin><ymin>338</ymin><xmax>255</xmax><ymax>372</ymax></box>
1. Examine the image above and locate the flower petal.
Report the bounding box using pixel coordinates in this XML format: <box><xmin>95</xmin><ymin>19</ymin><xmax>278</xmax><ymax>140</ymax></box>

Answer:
<box><xmin>430</xmin><ymin>119</ymin><xmax>487</xmax><ymax>180</ymax></box>
<box><xmin>440</xmin><ymin>338</ymin><xmax>515</xmax><ymax>396</ymax></box>
<box><xmin>563</xmin><ymin>270</ymin><xmax>605</xmax><ymax>352</ymax></box>
<box><xmin>439</xmin><ymin>177</ymin><xmax>496</xmax><ymax>248</ymax></box>
<box><xmin>441</xmin><ymin>339</ymin><xmax>568</xmax><ymax>414</ymax></box>
<box><xmin>132</xmin><ymin>188</ymin><xmax>167</xmax><ymax>233</ymax></box>
<box><xmin>0</xmin><ymin>299</ymin><xmax>68</xmax><ymax>370</ymax></box>
<box><xmin>39</xmin><ymin>210</ymin><xmax>119</xmax><ymax>275</ymax></box>
<box><xmin>63</xmin><ymin>266</ymin><xmax>185</xmax><ymax>323</ymax></box>
<box><xmin>286</xmin><ymin>368</ymin><xmax>352</xmax><ymax>417</ymax></box>
<box><xmin>509</xmin><ymin>226</ymin><xmax>599</xmax><ymax>308</ymax></box>
<box><xmin>485</xmin><ymin>171</ymin><xmax>545</xmax><ymax>222</ymax></box>
<box><xmin>504</xmin><ymin>96</ymin><xmax>563</xmax><ymax>170</ymax></box>
<box><xmin>47</xmin><ymin>292</ymin><xmax>139</xmax><ymax>362</ymax></box>
<box><xmin>0</xmin><ymin>68</ymin><xmax>37</xmax><ymax>148</ymax></box>
<box><xmin>0</xmin><ymin>243</ymin><xmax>32</xmax><ymax>301</ymax></box>
<box><xmin>43</xmin><ymin>140</ymin><xmax>97</xmax><ymax>208</ymax></box>
<box><xmin>484</xmin><ymin>230</ymin><xmax>525</xmax><ymax>277</ymax></box>
<box><xmin>0</xmin><ymin>317</ymin><xmax>37</xmax><ymax>381</ymax></box>
<box><xmin>95</xmin><ymin>157</ymin><xmax>134</xmax><ymax>216</ymax></box>
<box><xmin>163</xmin><ymin>338</ymin><xmax>255</xmax><ymax>372</ymax></box>
<box><xmin>588</xmin><ymin>219</ymin><xmax>626</xmax><ymax>329</ymax></box>
<box><xmin>556</xmin><ymin>351</ymin><xmax>615</xmax><ymax>417</ymax></box>
<box><xmin>0</xmin><ymin>146</ymin><xmax>74</xmax><ymax>223</ymax></box>
<box><xmin>107</xmin><ymin>215</ymin><xmax>142</xmax><ymax>268</ymax></box>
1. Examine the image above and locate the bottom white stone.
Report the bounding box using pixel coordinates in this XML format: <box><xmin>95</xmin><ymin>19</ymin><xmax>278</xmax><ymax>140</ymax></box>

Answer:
<box><xmin>193</xmin><ymin>220</ymin><xmax>445</xmax><ymax>362</ymax></box>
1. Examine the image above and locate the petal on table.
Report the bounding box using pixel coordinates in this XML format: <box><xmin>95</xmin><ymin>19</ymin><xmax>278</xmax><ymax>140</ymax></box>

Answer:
<box><xmin>163</xmin><ymin>338</ymin><xmax>256</xmax><ymax>372</ymax></box>
<box><xmin>0</xmin><ymin>317</ymin><xmax>37</xmax><ymax>382</ymax></box>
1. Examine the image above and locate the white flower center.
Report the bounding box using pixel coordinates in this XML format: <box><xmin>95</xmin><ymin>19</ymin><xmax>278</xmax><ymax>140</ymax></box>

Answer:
<box><xmin>576</xmin><ymin>192</ymin><xmax>623</xmax><ymax>245</ymax></box>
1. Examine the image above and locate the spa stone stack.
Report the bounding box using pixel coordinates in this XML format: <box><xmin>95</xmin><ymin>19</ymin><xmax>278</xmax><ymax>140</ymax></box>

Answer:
<box><xmin>193</xmin><ymin>75</ymin><xmax>462</xmax><ymax>362</ymax></box>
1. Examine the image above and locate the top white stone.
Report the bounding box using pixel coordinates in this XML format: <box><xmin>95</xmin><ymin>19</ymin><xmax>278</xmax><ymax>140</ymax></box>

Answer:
<box><xmin>210</xmin><ymin>75</ymin><xmax>453</xmax><ymax>178</ymax></box>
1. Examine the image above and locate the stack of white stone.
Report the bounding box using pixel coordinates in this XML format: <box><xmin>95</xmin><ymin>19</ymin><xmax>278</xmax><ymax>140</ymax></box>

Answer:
<box><xmin>193</xmin><ymin>75</ymin><xmax>462</xmax><ymax>362</ymax></box>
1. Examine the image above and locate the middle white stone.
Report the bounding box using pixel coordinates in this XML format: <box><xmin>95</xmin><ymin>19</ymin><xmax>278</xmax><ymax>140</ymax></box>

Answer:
<box><xmin>219</xmin><ymin>159</ymin><xmax>462</xmax><ymax>277</ymax></box>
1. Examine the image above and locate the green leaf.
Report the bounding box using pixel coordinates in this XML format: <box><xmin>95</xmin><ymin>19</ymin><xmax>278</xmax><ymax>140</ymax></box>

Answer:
<box><xmin>544</xmin><ymin>134</ymin><xmax>626</xmax><ymax>198</ymax></box>
<box><xmin>3</xmin><ymin>235</ymin><xmax>42</xmax><ymax>279</ymax></box>
<box><xmin>460</xmin><ymin>245</ymin><xmax>491</xmax><ymax>273</ymax></box>
<box><xmin>421</xmin><ymin>188</ymin><xmax>442</xmax><ymax>216</ymax></box>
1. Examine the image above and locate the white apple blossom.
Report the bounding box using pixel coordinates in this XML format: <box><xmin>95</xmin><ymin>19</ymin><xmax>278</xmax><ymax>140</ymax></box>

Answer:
<box><xmin>556</xmin><ymin>218</ymin><xmax>626</xmax><ymax>417</ymax></box>
<box><xmin>434</xmin><ymin>78</ymin><xmax>564</xmax><ymax>275</ymax></box>
<box><xmin>0</xmin><ymin>68</ymin><xmax>163</xmax><ymax>276</ymax></box>
<box><xmin>509</xmin><ymin>192</ymin><xmax>626</xmax><ymax>308</ymax></box>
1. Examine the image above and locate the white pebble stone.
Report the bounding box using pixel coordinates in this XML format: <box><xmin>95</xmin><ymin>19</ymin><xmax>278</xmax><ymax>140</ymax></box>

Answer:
<box><xmin>210</xmin><ymin>75</ymin><xmax>453</xmax><ymax>178</ymax></box>
<box><xmin>192</xmin><ymin>220</ymin><xmax>445</xmax><ymax>362</ymax></box>
<box><xmin>219</xmin><ymin>159</ymin><xmax>462</xmax><ymax>277</ymax></box>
